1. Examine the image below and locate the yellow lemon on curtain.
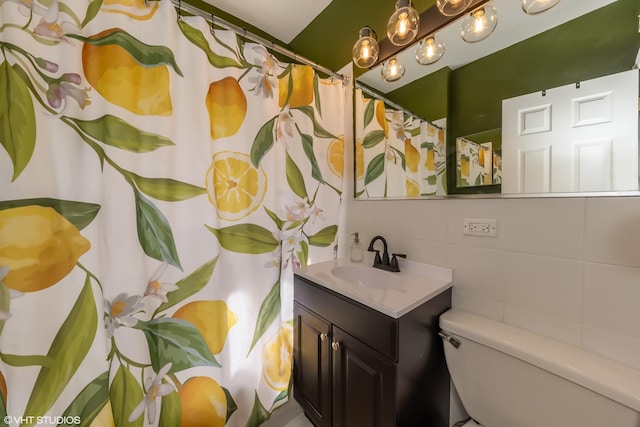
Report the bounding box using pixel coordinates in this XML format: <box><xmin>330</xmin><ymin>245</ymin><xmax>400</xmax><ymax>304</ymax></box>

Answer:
<box><xmin>173</xmin><ymin>300</ymin><xmax>237</xmax><ymax>355</ymax></box>
<box><xmin>0</xmin><ymin>370</ymin><xmax>6</xmax><ymax>405</ymax></box>
<box><xmin>375</xmin><ymin>100</ymin><xmax>389</xmax><ymax>139</ymax></box>
<box><xmin>405</xmin><ymin>139</ymin><xmax>419</xmax><ymax>173</ymax></box>
<box><xmin>101</xmin><ymin>0</ymin><xmax>158</xmax><ymax>20</ymax></box>
<box><xmin>262</xmin><ymin>323</ymin><xmax>293</xmax><ymax>391</ymax></box>
<box><xmin>355</xmin><ymin>139</ymin><xmax>365</xmax><ymax>180</ymax></box>
<box><xmin>82</xmin><ymin>29</ymin><xmax>172</xmax><ymax>116</ymax></box>
<box><xmin>179</xmin><ymin>377</ymin><xmax>227</xmax><ymax>427</ymax></box>
<box><xmin>205</xmin><ymin>151</ymin><xmax>267</xmax><ymax>221</ymax></box>
<box><xmin>478</xmin><ymin>147</ymin><xmax>485</xmax><ymax>167</ymax></box>
<box><xmin>90</xmin><ymin>401</ymin><xmax>115</xmax><ymax>427</ymax></box>
<box><xmin>406</xmin><ymin>178</ymin><xmax>420</xmax><ymax>197</ymax></box>
<box><xmin>460</xmin><ymin>156</ymin><xmax>470</xmax><ymax>177</ymax></box>
<box><xmin>278</xmin><ymin>65</ymin><xmax>314</xmax><ymax>108</ymax></box>
<box><xmin>0</xmin><ymin>206</ymin><xmax>90</xmax><ymax>293</ymax></box>
<box><xmin>327</xmin><ymin>136</ymin><xmax>344</xmax><ymax>178</ymax></box>
<box><xmin>206</xmin><ymin>77</ymin><xmax>247</xmax><ymax>140</ymax></box>
<box><xmin>425</xmin><ymin>149</ymin><xmax>435</xmax><ymax>171</ymax></box>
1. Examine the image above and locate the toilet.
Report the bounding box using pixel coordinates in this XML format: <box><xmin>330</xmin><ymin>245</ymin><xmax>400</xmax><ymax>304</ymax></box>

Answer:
<box><xmin>439</xmin><ymin>309</ymin><xmax>640</xmax><ymax>427</ymax></box>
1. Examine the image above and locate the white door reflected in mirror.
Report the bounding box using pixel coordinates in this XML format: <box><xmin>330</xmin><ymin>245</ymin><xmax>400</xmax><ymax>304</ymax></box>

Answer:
<box><xmin>501</xmin><ymin>69</ymin><xmax>639</xmax><ymax>194</ymax></box>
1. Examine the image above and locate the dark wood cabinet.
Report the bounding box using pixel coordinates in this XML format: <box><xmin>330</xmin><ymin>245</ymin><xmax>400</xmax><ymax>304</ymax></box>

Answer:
<box><xmin>293</xmin><ymin>274</ymin><xmax>452</xmax><ymax>427</ymax></box>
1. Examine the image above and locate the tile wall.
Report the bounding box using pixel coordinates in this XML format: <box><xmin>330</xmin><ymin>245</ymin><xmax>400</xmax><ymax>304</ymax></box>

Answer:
<box><xmin>342</xmin><ymin>196</ymin><xmax>640</xmax><ymax>372</ymax></box>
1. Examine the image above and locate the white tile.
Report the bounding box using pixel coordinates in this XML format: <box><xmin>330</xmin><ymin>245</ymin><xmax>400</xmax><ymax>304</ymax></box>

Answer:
<box><xmin>502</xmin><ymin>252</ymin><xmax>583</xmax><ymax>322</ymax></box>
<box><xmin>498</xmin><ymin>198</ymin><xmax>585</xmax><ymax>258</ymax></box>
<box><xmin>447</xmin><ymin>245</ymin><xmax>507</xmax><ymax>301</ymax></box>
<box><xmin>504</xmin><ymin>304</ymin><xmax>581</xmax><ymax>346</ymax></box>
<box><xmin>584</xmin><ymin>196</ymin><xmax>640</xmax><ymax>268</ymax></box>
<box><xmin>582</xmin><ymin>326</ymin><xmax>640</xmax><ymax>371</ymax></box>
<box><xmin>452</xmin><ymin>288</ymin><xmax>504</xmax><ymax>321</ymax></box>
<box><xmin>583</xmin><ymin>263</ymin><xmax>640</xmax><ymax>340</ymax></box>
<box><xmin>403</xmin><ymin>238</ymin><xmax>448</xmax><ymax>267</ymax></box>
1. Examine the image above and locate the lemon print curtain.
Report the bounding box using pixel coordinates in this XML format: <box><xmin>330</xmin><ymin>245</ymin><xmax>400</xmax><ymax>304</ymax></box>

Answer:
<box><xmin>0</xmin><ymin>0</ymin><xmax>345</xmax><ymax>425</ymax></box>
<box><xmin>354</xmin><ymin>88</ymin><xmax>447</xmax><ymax>198</ymax></box>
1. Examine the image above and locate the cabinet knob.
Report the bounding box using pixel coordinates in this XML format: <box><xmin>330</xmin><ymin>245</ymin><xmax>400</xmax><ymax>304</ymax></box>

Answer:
<box><xmin>320</xmin><ymin>333</ymin><xmax>328</xmax><ymax>341</ymax></box>
<box><xmin>331</xmin><ymin>341</ymin><xmax>340</xmax><ymax>351</ymax></box>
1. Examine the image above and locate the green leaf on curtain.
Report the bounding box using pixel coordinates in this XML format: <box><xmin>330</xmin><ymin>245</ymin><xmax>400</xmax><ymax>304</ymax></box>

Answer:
<box><xmin>390</xmin><ymin>146</ymin><xmax>406</xmax><ymax>170</ymax></box>
<box><xmin>248</xmin><ymin>280</ymin><xmax>280</xmax><ymax>355</ymax></box>
<box><xmin>82</xmin><ymin>0</ymin><xmax>103</xmax><ymax>28</ymax></box>
<box><xmin>0</xmin><ymin>62</ymin><xmax>36</xmax><ymax>182</ymax></box>
<box><xmin>22</xmin><ymin>277</ymin><xmax>97</xmax><ymax>424</ymax></box>
<box><xmin>313</xmin><ymin>73</ymin><xmax>322</xmax><ymax>118</ymax></box>
<box><xmin>67</xmin><ymin>31</ymin><xmax>183</xmax><ymax>77</ymax></box>
<box><xmin>245</xmin><ymin>391</ymin><xmax>271</xmax><ymax>427</ymax></box>
<box><xmin>0</xmin><ymin>353</ymin><xmax>52</xmax><ymax>368</ymax></box>
<box><xmin>263</xmin><ymin>206</ymin><xmax>285</xmax><ymax>230</ymax></box>
<box><xmin>206</xmin><ymin>223</ymin><xmax>279</xmax><ymax>254</ymax></box>
<box><xmin>158</xmin><ymin>390</ymin><xmax>181</xmax><ymax>427</ymax></box>
<box><xmin>177</xmin><ymin>20</ymin><xmax>243</xmax><ymax>69</ymax></box>
<box><xmin>363</xmin><ymin>98</ymin><xmax>374</xmax><ymax>127</ymax></box>
<box><xmin>250</xmin><ymin>117</ymin><xmax>276</xmax><ymax>168</ymax></box>
<box><xmin>155</xmin><ymin>257</ymin><xmax>218</xmax><ymax>314</ymax></box>
<box><xmin>110</xmin><ymin>365</ymin><xmax>144</xmax><ymax>427</ymax></box>
<box><xmin>0</xmin><ymin>198</ymin><xmax>100</xmax><ymax>231</ymax></box>
<box><xmin>60</xmin><ymin>371</ymin><xmax>109</xmax><ymax>427</ymax></box>
<box><xmin>0</xmin><ymin>397</ymin><xmax>6</xmax><ymax>426</ymax></box>
<box><xmin>128</xmin><ymin>173</ymin><xmax>206</xmax><ymax>202</ymax></box>
<box><xmin>68</xmin><ymin>115</ymin><xmax>175</xmax><ymax>153</ymax></box>
<box><xmin>300</xmin><ymin>133</ymin><xmax>324</xmax><ymax>184</ymax></box>
<box><xmin>223</xmin><ymin>387</ymin><xmax>238</xmax><ymax>422</ymax></box>
<box><xmin>363</xmin><ymin>130</ymin><xmax>385</xmax><ymax>149</ymax></box>
<box><xmin>134</xmin><ymin>190</ymin><xmax>182</xmax><ymax>269</ymax></box>
<box><xmin>307</xmin><ymin>225</ymin><xmax>337</xmax><ymax>247</ymax></box>
<box><xmin>408</xmin><ymin>126</ymin><xmax>421</xmax><ymax>137</ymax></box>
<box><xmin>278</xmin><ymin>65</ymin><xmax>293</xmax><ymax>107</ymax></box>
<box><xmin>295</xmin><ymin>106</ymin><xmax>337</xmax><ymax>139</ymax></box>
<box><xmin>421</xmin><ymin>141</ymin><xmax>435</xmax><ymax>150</ymax></box>
<box><xmin>427</xmin><ymin>175</ymin><xmax>438</xmax><ymax>185</ymax></box>
<box><xmin>285</xmin><ymin>153</ymin><xmax>308</xmax><ymax>199</ymax></box>
<box><xmin>297</xmin><ymin>240</ymin><xmax>309</xmax><ymax>266</ymax></box>
<box><xmin>134</xmin><ymin>317</ymin><xmax>220</xmax><ymax>373</ymax></box>
<box><xmin>364</xmin><ymin>153</ymin><xmax>385</xmax><ymax>186</ymax></box>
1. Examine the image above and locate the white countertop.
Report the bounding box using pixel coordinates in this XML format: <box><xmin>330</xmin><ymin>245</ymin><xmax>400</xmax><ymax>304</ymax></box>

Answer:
<box><xmin>294</xmin><ymin>258</ymin><xmax>453</xmax><ymax>318</ymax></box>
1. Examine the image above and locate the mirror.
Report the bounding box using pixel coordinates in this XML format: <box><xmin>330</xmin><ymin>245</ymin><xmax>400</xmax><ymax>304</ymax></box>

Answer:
<box><xmin>354</xmin><ymin>0</ymin><xmax>639</xmax><ymax>198</ymax></box>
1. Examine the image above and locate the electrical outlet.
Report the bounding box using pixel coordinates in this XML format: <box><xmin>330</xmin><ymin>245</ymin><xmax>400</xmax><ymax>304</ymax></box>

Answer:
<box><xmin>463</xmin><ymin>218</ymin><xmax>498</xmax><ymax>237</ymax></box>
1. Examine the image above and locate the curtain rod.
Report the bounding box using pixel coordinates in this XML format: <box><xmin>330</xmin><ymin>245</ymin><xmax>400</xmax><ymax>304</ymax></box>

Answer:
<box><xmin>169</xmin><ymin>0</ymin><xmax>348</xmax><ymax>84</ymax></box>
<box><xmin>355</xmin><ymin>82</ymin><xmax>443</xmax><ymax>130</ymax></box>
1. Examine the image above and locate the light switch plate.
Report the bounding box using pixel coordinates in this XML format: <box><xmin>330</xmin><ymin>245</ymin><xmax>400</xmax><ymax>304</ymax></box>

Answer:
<box><xmin>463</xmin><ymin>218</ymin><xmax>498</xmax><ymax>237</ymax></box>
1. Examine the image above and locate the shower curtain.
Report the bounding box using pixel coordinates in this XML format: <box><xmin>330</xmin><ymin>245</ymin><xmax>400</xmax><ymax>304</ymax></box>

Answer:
<box><xmin>354</xmin><ymin>88</ymin><xmax>446</xmax><ymax>198</ymax></box>
<box><xmin>0</xmin><ymin>0</ymin><xmax>346</xmax><ymax>425</ymax></box>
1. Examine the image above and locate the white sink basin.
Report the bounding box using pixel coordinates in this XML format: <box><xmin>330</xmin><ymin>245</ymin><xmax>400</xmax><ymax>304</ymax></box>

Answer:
<box><xmin>295</xmin><ymin>259</ymin><xmax>453</xmax><ymax>318</ymax></box>
<box><xmin>331</xmin><ymin>265</ymin><xmax>402</xmax><ymax>289</ymax></box>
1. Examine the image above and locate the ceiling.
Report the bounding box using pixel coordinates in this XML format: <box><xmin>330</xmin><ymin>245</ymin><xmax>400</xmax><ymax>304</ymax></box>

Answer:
<box><xmin>196</xmin><ymin>0</ymin><xmax>619</xmax><ymax>94</ymax></box>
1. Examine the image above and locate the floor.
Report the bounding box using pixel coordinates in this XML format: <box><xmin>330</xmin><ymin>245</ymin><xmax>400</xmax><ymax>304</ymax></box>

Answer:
<box><xmin>263</xmin><ymin>399</ymin><xmax>314</xmax><ymax>427</ymax></box>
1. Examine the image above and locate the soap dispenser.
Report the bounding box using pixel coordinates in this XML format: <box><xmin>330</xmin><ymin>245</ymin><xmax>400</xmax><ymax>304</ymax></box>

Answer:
<box><xmin>349</xmin><ymin>232</ymin><xmax>364</xmax><ymax>262</ymax></box>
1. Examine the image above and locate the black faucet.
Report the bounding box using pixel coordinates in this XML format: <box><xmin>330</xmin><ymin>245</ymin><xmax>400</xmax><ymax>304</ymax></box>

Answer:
<box><xmin>367</xmin><ymin>235</ymin><xmax>406</xmax><ymax>272</ymax></box>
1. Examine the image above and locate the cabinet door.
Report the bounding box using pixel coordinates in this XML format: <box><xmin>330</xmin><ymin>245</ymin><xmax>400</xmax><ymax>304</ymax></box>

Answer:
<box><xmin>294</xmin><ymin>302</ymin><xmax>331</xmax><ymax>427</ymax></box>
<box><xmin>331</xmin><ymin>326</ymin><xmax>396</xmax><ymax>427</ymax></box>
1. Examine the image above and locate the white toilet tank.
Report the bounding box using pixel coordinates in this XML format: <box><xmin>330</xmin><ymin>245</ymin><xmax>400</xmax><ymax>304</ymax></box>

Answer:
<box><xmin>439</xmin><ymin>309</ymin><xmax>640</xmax><ymax>427</ymax></box>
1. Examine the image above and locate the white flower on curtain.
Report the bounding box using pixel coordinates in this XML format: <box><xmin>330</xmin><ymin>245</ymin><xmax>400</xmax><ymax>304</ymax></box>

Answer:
<box><xmin>0</xmin><ymin>0</ymin><xmax>345</xmax><ymax>426</ymax></box>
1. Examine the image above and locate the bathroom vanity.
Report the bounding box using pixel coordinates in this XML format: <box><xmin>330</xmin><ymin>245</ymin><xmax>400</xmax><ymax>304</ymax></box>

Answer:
<box><xmin>293</xmin><ymin>259</ymin><xmax>453</xmax><ymax>427</ymax></box>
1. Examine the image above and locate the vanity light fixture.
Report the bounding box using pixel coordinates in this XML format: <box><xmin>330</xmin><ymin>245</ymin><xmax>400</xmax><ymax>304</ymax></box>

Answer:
<box><xmin>460</xmin><ymin>5</ymin><xmax>498</xmax><ymax>43</ymax></box>
<box><xmin>415</xmin><ymin>35</ymin><xmax>445</xmax><ymax>65</ymax></box>
<box><xmin>522</xmin><ymin>0</ymin><xmax>561</xmax><ymax>15</ymax></box>
<box><xmin>387</xmin><ymin>0</ymin><xmax>420</xmax><ymax>46</ymax></box>
<box><xmin>380</xmin><ymin>57</ymin><xmax>405</xmax><ymax>82</ymax></box>
<box><xmin>352</xmin><ymin>27</ymin><xmax>380</xmax><ymax>68</ymax></box>
<box><xmin>436</xmin><ymin>0</ymin><xmax>472</xmax><ymax>16</ymax></box>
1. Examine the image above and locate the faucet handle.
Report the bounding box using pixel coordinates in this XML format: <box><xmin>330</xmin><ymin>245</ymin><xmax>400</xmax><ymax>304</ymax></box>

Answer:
<box><xmin>390</xmin><ymin>253</ymin><xmax>406</xmax><ymax>268</ymax></box>
<box><xmin>370</xmin><ymin>249</ymin><xmax>381</xmax><ymax>264</ymax></box>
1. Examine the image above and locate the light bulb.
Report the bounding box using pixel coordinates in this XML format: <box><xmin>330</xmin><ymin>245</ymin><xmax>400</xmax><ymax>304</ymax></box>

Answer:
<box><xmin>436</xmin><ymin>0</ymin><xmax>472</xmax><ymax>16</ymax></box>
<box><xmin>415</xmin><ymin>35</ymin><xmax>445</xmax><ymax>65</ymax></box>
<box><xmin>387</xmin><ymin>0</ymin><xmax>419</xmax><ymax>46</ymax></box>
<box><xmin>461</xmin><ymin>5</ymin><xmax>498</xmax><ymax>43</ymax></box>
<box><xmin>522</xmin><ymin>0</ymin><xmax>561</xmax><ymax>14</ymax></box>
<box><xmin>381</xmin><ymin>57</ymin><xmax>405</xmax><ymax>82</ymax></box>
<box><xmin>352</xmin><ymin>27</ymin><xmax>379</xmax><ymax>68</ymax></box>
